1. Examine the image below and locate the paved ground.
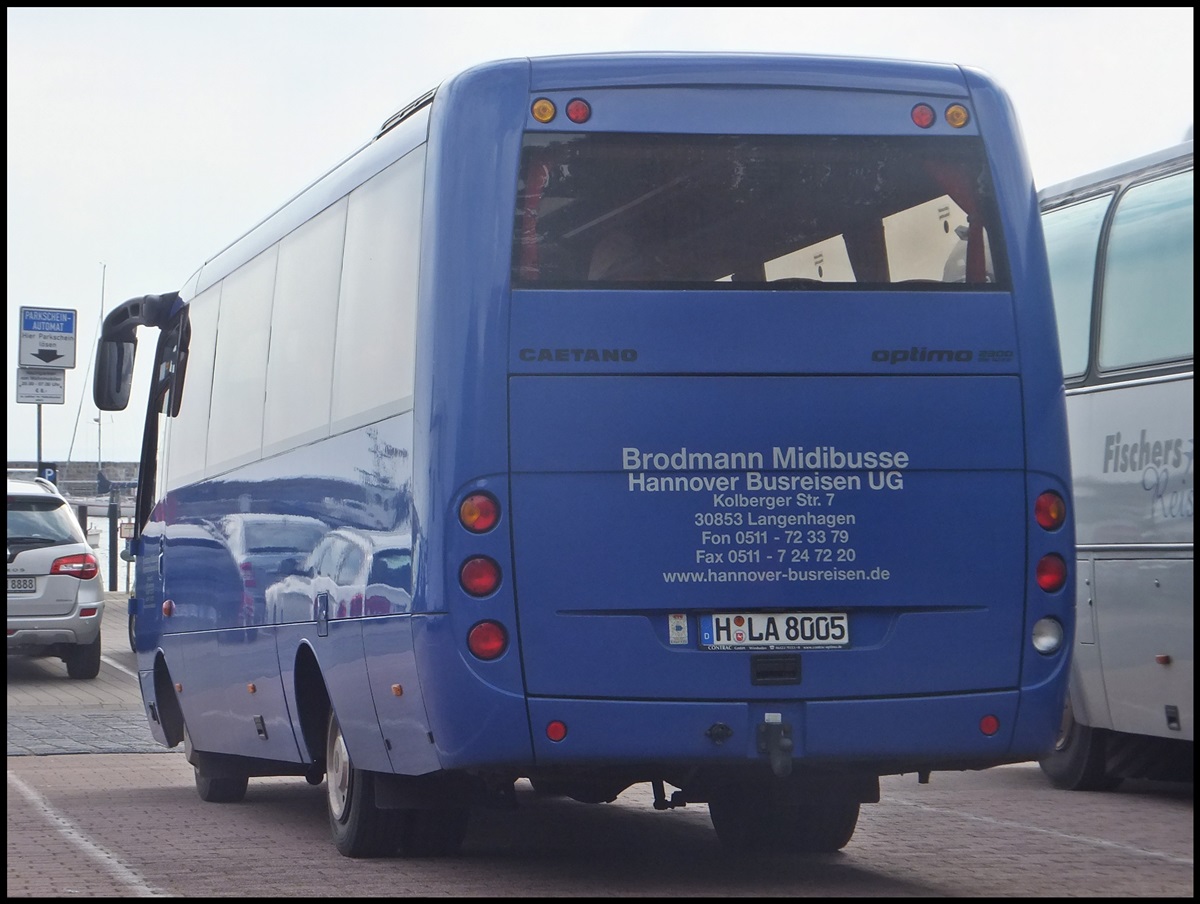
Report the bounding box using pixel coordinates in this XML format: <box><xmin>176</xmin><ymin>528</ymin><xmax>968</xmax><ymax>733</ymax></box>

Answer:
<box><xmin>7</xmin><ymin>591</ymin><xmax>174</xmax><ymax>757</ymax></box>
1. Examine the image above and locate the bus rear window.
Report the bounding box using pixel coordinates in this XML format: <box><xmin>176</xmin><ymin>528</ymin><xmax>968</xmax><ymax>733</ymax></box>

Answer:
<box><xmin>512</xmin><ymin>133</ymin><xmax>1004</xmax><ymax>289</ymax></box>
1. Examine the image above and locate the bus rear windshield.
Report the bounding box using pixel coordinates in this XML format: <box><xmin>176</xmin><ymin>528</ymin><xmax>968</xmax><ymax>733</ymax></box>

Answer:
<box><xmin>512</xmin><ymin>133</ymin><xmax>1005</xmax><ymax>289</ymax></box>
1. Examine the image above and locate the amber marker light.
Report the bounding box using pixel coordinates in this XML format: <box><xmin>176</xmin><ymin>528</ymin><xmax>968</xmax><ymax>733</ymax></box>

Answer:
<box><xmin>531</xmin><ymin>97</ymin><xmax>556</xmax><ymax>123</ymax></box>
<box><xmin>565</xmin><ymin>98</ymin><xmax>591</xmax><ymax>123</ymax></box>
<box><xmin>911</xmin><ymin>103</ymin><xmax>936</xmax><ymax>129</ymax></box>
<box><xmin>1034</xmin><ymin>491</ymin><xmax>1066</xmax><ymax>531</ymax></box>
<box><xmin>945</xmin><ymin>104</ymin><xmax>970</xmax><ymax>128</ymax></box>
<box><xmin>460</xmin><ymin>492</ymin><xmax>500</xmax><ymax>533</ymax></box>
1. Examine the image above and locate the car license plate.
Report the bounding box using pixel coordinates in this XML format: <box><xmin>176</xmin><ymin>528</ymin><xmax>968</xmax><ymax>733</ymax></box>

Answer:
<box><xmin>699</xmin><ymin>612</ymin><xmax>849</xmax><ymax>650</ymax></box>
<box><xmin>7</xmin><ymin>576</ymin><xmax>37</xmax><ymax>594</ymax></box>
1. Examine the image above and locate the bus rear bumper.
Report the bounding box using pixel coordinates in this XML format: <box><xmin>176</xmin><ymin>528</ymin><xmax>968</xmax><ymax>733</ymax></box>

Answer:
<box><xmin>522</xmin><ymin>689</ymin><xmax>1051</xmax><ymax>772</ymax></box>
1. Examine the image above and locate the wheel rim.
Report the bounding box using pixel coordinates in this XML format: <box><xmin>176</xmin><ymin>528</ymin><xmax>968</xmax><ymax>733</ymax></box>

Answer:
<box><xmin>326</xmin><ymin>716</ymin><xmax>352</xmax><ymax>822</ymax></box>
<box><xmin>1053</xmin><ymin>696</ymin><xmax>1078</xmax><ymax>754</ymax></box>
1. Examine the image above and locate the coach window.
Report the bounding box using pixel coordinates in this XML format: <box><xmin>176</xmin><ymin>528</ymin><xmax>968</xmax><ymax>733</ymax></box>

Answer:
<box><xmin>262</xmin><ymin>198</ymin><xmax>348</xmax><ymax>456</ymax></box>
<box><xmin>165</xmin><ymin>288</ymin><xmax>219</xmax><ymax>489</ymax></box>
<box><xmin>331</xmin><ymin>147</ymin><xmax>424</xmax><ymax>432</ymax></box>
<box><xmin>1042</xmin><ymin>193</ymin><xmax>1112</xmax><ymax>379</ymax></box>
<box><xmin>207</xmin><ymin>247</ymin><xmax>277</xmax><ymax>472</ymax></box>
<box><xmin>1098</xmin><ymin>169</ymin><xmax>1194</xmax><ymax>371</ymax></box>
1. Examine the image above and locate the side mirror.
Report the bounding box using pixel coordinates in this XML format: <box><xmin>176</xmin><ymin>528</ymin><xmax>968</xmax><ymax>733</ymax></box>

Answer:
<box><xmin>92</xmin><ymin>292</ymin><xmax>180</xmax><ymax>411</ymax></box>
<box><xmin>94</xmin><ymin>338</ymin><xmax>136</xmax><ymax>411</ymax></box>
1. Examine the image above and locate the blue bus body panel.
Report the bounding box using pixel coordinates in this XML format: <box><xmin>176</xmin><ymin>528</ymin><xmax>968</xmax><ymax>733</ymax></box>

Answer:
<box><xmin>508</xmin><ymin>369</ymin><xmax>1026</xmax><ymax>699</ymax></box>
<box><xmin>125</xmin><ymin>53</ymin><xmax>1073</xmax><ymax>776</ymax></box>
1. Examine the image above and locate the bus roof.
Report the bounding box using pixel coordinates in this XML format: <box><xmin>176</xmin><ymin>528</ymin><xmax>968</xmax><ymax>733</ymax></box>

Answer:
<box><xmin>1038</xmin><ymin>140</ymin><xmax>1193</xmax><ymax>205</ymax></box>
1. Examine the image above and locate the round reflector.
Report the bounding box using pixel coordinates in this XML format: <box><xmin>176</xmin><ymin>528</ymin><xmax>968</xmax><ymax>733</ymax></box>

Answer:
<box><xmin>979</xmin><ymin>714</ymin><xmax>1000</xmax><ymax>736</ymax></box>
<box><xmin>911</xmin><ymin>103</ymin><xmax>936</xmax><ymax>129</ymax></box>
<box><xmin>1036</xmin><ymin>554</ymin><xmax>1068</xmax><ymax>593</ymax></box>
<box><xmin>460</xmin><ymin>556</ymin><xmax>501</xmax><ymax>597</ymax></box>
<box><xmin>565</xmin><ymin>98</ymin><xmax>591</xmax><ymax>124</ymax></box>
<box><xmin>1034</xmin><ymin>491</ymin><xmax>1066</xmax><ymax>531</ymax></box>
<box><xmin>944</xmin><ymin>104</ymin><xmax>970</xmax><ymax>128</ymax></box>
<box><xmin>546</xmin><ymin>720</ymin><xmax>568</xmax><ymax>742</ymax></box>
<box><xmin>531</xmin><ymin>98</ymin><xmax>556</xmax><ymax>123</ymax></box>
<box><xmin>467</xmin><ymin>620</ymin><xmax>508</xmax><ymax>660</ymax></box>
<box><xmin>460</xmin><ymin>492</ymin><xmax>500</xmax><ymax>533</ymax></box>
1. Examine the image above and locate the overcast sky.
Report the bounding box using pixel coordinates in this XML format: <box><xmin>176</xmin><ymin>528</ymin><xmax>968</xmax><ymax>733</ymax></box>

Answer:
<box><xmin>7</xmin><ymin>7</ymin><xmax>1194</xmax><ymax>465</ymax></box>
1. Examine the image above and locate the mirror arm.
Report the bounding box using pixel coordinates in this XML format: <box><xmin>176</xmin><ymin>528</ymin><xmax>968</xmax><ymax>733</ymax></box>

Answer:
<box><xmin>100</xmin><ymin>292</ymin><xmax>180</xmax><ymax>343</ymax></box>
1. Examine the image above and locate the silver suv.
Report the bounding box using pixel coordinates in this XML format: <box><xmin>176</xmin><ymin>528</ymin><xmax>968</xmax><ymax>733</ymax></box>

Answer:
<box><xmin>7</xmin><ymin>476</ymin><xmax>105</xmax><ymax>679</ymax></box>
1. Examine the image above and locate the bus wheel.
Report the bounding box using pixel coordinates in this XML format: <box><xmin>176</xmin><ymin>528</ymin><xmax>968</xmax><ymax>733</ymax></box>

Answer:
<box><xmin>1038</xmin><ymin>698</ymin><xmax>1121</xmax><ymax>791</ymax></box>
<box><xmin>325</xmin><ymin>709</ymin><xmax>399</xmax><ymax>857</ymax></box>
<box><xmin>184</xmin><ymin>727</ymin><xmax>249</xmax><ymax>803</ymax></box>
<box><xmin>396</xmin><ymin>808</ymin><xmax>470</xmax><ymax>857</ymax></box>
<box><xmin>709</xmin><ymin>786</ymin><xmax>859</xmax><ymax>853</ymax></box>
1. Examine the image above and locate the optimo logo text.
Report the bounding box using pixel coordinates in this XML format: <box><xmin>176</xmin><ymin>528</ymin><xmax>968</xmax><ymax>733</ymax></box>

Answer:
<box><xmin>872</xmin><ymin>347</ymin><xmax>973</xmax><ymax>365</ymax></box>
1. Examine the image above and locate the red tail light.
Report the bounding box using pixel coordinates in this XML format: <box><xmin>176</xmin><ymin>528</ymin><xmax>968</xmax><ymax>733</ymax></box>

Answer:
<box><xmin>1036</xmin><ymin>554</ymin><xmax>1068</xmax><ymax>592</ymax></box>
<box><xmin>51</xmin><ymin>553</ymin><xmax>99</xmax><ymax>581</ymax></box>
<box><xmin>460</xmin><ymin>557</ymin><xmax>501</xmax><ymax>597</ymax></box>
<box><xmin>467</xmin><ymin>621</ymin><xmax>508</xmax><ymax>660</ymax></box>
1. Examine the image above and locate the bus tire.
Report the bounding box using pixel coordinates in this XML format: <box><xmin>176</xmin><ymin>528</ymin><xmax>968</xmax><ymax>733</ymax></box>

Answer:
<box><xmin>396</xmin><ymin>808</ymin><xmax>470</xmax><ymax>857</ymax></box>
<box><xmin>194</xmin><ymin>769</ymin><xmax>250</xmax><ymax>803</ymax></box>
<box><xmin>709</xmin><ymin>786</ymin><xmax>859</xmax><ymax>853</ymax></box>
<box><xmin>326</xmin><ymin>709</ymin><xmax>400</xmax><ymax>858</ymax></box>
<box><xmin>184</xmin><ymin>726</ymin><xmax>249</xmax><ymax>802</ymax></box>
<box><xmin>1038</xmin><ymin>699</ymin><xmax>1121</xmax><ymax>791</ymax></box>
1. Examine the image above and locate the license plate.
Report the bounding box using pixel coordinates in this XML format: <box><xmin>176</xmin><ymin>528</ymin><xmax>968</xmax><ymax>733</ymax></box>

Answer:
<box><xmin>699</xmin><ymin>612</ymin><xmax>849</xmax><ymax>650</ymax></box>
<box><xmin>7</xmin><ymin>576</ymin><xmax>37</xmax><ymax>594</ymax></box>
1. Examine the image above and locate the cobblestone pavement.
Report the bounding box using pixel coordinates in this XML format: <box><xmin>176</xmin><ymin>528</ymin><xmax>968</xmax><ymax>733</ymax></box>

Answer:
<box><xmin>7</xmin><ymin>592</ymin><xmax>173</xmax><ymax>757</ymax></box>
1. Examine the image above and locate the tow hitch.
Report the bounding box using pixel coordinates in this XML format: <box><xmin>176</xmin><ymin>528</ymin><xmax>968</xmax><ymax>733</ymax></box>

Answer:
<box><xmin>757</xmin><ymin>716</ymin><xmax>794</xmax><ymax>777</ymax></box>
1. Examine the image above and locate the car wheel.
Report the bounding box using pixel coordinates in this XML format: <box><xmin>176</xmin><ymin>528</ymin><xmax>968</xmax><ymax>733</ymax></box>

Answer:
<box><xmin>128</xmin><ymin>612</ymin><xmax>138</xmax><ymax>653</ymax></box>
<box><xmin>65</xmin><ymin>634</ymin><xmax>102</xmax><ymax>680</ymax></box>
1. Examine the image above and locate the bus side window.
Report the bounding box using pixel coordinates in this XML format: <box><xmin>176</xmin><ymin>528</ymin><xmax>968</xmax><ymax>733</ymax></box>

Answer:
<box><xmin>1098</xmin><ymin>169</ymin><xmax>1194</xmax><ymax>370</ymax></box>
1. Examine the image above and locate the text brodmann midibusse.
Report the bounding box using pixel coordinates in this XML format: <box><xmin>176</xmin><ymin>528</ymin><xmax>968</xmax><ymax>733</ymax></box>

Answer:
<box><xmin>621</xmin><ymin>446</ymin><xmax>911</xmax><ymax>472</ymax></box>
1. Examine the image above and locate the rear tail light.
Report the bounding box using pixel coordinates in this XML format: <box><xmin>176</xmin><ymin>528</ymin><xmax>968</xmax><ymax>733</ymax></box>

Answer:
<box><xmin>467</xmin><ymin>621</ymin><xmax>508</xmax><ymax>660</ymax></box>
<box><xmin>239</xmin><ymin>562</ymin><xmax>256</xmax><ymax>587</ymax></box>
<box><xmin>51</xmin><ymin>553</ymin><xmax>99</xmax><ymax>581</ymax></box>
<box><xmin>1036</xmin><ymin>554</ymin><xmax>1068</xmax><ymax>592</ymax></box>
<box><xmin>1034</xmin><ymin>491</ymin><xmax>1068</xmax><ymax>593</ymax></box>
<box><xmin>460</xmin><ymin>556</ymin><xmax>501</xmax><ymax>597</ymax></box>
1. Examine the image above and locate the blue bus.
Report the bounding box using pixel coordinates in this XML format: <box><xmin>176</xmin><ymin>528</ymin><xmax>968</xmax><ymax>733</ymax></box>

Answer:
<box><xmin>1035</xmin><ymin>139</ymin><xmax>1193</xmax><ymax>790</ymax></box>
<box><xmin>94</xmin><ymin>52</ymin><xmax>1074</xmax><ymax>857</ymax></box>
